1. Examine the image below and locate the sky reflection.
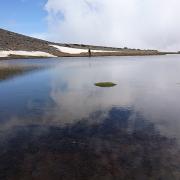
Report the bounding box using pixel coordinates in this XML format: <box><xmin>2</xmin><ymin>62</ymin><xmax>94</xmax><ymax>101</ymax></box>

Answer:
<box><xmin>0</xmin><ymin>56</ymin><xmax>180</xmax><ymax>141</ymax></box>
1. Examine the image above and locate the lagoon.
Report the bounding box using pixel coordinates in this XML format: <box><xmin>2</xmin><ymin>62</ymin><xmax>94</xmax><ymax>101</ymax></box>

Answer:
<box><xmin>0</xmin><ymin>55</ymin><xmax>180</xmax><ymax>179</ymax></box>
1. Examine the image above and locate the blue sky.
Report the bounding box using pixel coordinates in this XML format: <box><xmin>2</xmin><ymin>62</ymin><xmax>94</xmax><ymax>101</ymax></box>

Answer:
<box><xmin>0</xmin><ymin>0</ymin><xmax>47</xmax><ymax>36</ymax></box>
<box><xmin>0</xmin><ymin>0</ymin><xmax>180</xmax><ymax>50</ymax></box>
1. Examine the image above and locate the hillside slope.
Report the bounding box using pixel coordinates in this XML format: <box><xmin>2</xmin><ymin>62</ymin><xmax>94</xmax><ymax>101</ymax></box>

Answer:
<box><xmin>0</xmin><ymin>29</ymin><xmax>66</xmax><ymax>57</ymax></box>
<box><xmin>0</xmin><ymin>28</ymin><xmax>165</xmax><ymax>59</ymax></box>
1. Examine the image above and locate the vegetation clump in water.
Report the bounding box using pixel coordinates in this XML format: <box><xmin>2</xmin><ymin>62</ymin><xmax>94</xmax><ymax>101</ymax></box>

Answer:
<box><xmin>0</xmin><ymin>66</ymin><xmax>41</xmax><ymax>81</ymax></box>
<box><xmin>95</xmin><ymin>82</ymin><xmax>117</xmax><ymax>87</ymax></box>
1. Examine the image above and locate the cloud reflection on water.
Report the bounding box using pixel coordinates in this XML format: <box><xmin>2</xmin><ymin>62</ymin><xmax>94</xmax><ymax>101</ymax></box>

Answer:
<box><xmin>0</xmin><ymin>56</ymin><xmax>180</xmax><ymax>141</ymax></box>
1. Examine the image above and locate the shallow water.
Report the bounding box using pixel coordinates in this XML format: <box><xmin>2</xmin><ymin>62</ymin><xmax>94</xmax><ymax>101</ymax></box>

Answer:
<box><xmin>0</xmin><ymin>56</ymin><xmax>180</xmax><ymax>180</ymax></box>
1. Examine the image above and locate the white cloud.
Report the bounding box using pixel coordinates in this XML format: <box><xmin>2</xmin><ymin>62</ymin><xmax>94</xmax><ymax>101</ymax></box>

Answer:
<box><xmin>45</xmin><ymin>0</ymin><xmax>180</xmax><ymax>51</ymax></box>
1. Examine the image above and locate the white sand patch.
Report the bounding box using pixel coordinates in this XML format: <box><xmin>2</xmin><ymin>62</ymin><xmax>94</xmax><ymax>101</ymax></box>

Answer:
<box><xmin>50</xmin><ymin>45</ymin><xmax>88</xmax><ymax>54</ymax></box>
<box><xmin>50</xmin><ymin>44</ymin><xmax>120</xmax><ymax>54</ymax></box>
<box><xmin>0</xmin><ymin>51</ymin><xmax>56</xmax><ymax>57</ymax></box>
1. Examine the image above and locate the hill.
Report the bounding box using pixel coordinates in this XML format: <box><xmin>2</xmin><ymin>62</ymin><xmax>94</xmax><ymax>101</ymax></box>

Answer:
<box><xmin>0</xmin><ymin>28</ymin><xmax>166</xmax><ymax>59</ymax></box>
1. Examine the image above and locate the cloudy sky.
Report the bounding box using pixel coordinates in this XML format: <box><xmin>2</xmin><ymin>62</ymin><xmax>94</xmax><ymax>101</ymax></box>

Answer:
<box><xmin>1</xmin><ymin>0</ymin><xmax>180</xmax><ymax>50</ymax></box>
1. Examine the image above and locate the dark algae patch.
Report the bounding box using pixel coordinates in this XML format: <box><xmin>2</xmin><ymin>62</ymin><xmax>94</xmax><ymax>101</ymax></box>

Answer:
<box><xmin>95</xmin><ymin>82</ymin><xmax>117</xmax><ymax>87</ymax></box>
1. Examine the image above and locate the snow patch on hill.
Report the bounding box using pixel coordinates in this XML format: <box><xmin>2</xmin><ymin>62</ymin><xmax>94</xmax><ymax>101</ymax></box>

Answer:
<box><xmin>50</xmin><ymin>44</ymin><xmax>119</xmax><ymax>54</ymax></box>
<box><xmin>50</xmin><ymin>45</ymin><xmax>88</xmax><ymax>54</ymax></box>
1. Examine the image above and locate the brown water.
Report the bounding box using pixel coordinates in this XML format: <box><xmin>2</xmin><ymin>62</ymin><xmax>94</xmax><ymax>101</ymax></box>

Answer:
<box><xmin>0</xmin><ymin>56</ymin><xmax>180</xmax><ymax>180</ymax></box>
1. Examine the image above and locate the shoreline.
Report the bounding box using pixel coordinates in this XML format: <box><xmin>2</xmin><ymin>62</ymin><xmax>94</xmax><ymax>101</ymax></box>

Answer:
<box><xmin>0</xmin><ymin>51</ymin><xmax>175</xmax><ymax>61</ymax></box>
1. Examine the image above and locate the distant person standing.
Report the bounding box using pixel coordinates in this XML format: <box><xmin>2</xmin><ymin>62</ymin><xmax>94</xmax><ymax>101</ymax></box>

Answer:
<box><xmin>88</xmin><ymin>49</ymin><xmax>91</xmax><ymax>57</ymax></box>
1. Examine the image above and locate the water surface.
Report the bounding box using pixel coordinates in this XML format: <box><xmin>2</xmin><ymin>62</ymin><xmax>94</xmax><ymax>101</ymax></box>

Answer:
<box><xmin>0</xmin><ymin>56</ymin><xmax>180</xmax><ymax>180</ymax></box>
